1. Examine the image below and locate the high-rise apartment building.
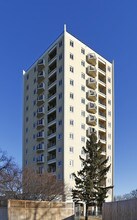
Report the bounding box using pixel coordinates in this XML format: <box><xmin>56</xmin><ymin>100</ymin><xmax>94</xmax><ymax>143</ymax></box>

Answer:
<box><xmin>23</xmin><ymin>26</ymin><xmax>114</xmax><ymax>202</ymax></box>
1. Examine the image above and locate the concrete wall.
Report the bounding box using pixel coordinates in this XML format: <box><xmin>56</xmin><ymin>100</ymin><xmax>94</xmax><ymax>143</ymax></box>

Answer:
<box><xmin>0</xmin><ymin>207</ymin><xmax>8</xmax><ymax>220</ymax></box>
<box><xmin>8</xmin><ymin>200</ymin><xmax>74</xmax><ymax>220</ymax></box>
<box><xmin>102</xmin><ymin>198</ymin><xmax>137</xmax><ymax>220</ymax></box>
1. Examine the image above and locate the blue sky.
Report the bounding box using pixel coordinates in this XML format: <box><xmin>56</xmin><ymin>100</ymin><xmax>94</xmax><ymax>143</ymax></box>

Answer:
<box><xmin>0</xmin><ymin>0</ymin><xmax>137</xmax><ymax>196</ymax></box>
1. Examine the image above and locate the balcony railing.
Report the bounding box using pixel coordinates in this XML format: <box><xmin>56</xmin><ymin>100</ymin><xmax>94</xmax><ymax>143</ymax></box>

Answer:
<box><xmin>37</xmin><ymin>82</ymin><xmax>45</xmax><ymax>93</ymax></box>
<box><xmin>86</xmin><ymin>90</ymin><xmax>97</xmax><ymax>102</ymax></box>
<box><xmin>37</xmin><ymin>119</ymin><xmax>44</xmax><ymax>129</ymax></box>
<box><xmin>86</xmin><ymin>77</ymin><xmax>97</xmax><ymax>90</ymax></box>
<box><xmin>37</xmin><ymin>156</ymin><xmax>44</xmax><ymax>164</ymax></box>
<box><xmin>37</xmin><ymin>107</ymin><xmax>44</xmax><ymax>117</ymax></box>
<box><xmin>37</xmin><ymin>131</ymin><xmax>44</xmax><ymax>140</ymax></box>
<box><xmin>86</xmin><ymin>127</ymin><xmax>97</xmax><ymax>137</ymax></box>
<box><xmin>48</xmin><ymin>129</ymin><xmax>56</xmax><ymax>137</ymax></box>
<box><xmin>37</xmin><ymin>59</ymin><xmax>45</xmax><ymax>71</ymax></box>
<box><xmin>99</xmin><ymin>124</ymin><xmax>106</xmax><ymax>132</ymax></box>
<box><xmin>86</xmin><ymin>115</ymin><xmax>97</xmax><ymax>126</ymax></box>
<box><xmin>86</xmin><ymin>65</ymin><xmax>97</xmax><ymax>78</ymax></box>
<box><xmin>47</xmin><ymin>154</ymin><xmax>56</xmax><ymax>161</ymax></box>
<box><xmin>86</xmin><ymin>53</ymin><xmax>97</xmax><ymax>66</ymax></box>
<box><xmin>37</xmin><ymin>95</ymin><xmax>45</xmax><ymax>106</ymax></box>
<box><xmin>36</xmin><ymin>143</ymin><xmax>44</xmax><ymax>152</ymax></box>
<box><xmin>86</xmin><ymin>102</ymin><xmax>97</xmax><ymax>114</ymax></box>
<box><xmin>48</xmin><ymin>92</ymin><xmax>56</xmax><ymax>100</ymax></box>
<box><xmin>47</xmin><ymin>142</ymin><xmax>56</xmax><ymax>149</ymax></box>
<box><xmin>98</xmin><ymin>100</ymin><xmax>106</xmax><ymax>108</ymax></box>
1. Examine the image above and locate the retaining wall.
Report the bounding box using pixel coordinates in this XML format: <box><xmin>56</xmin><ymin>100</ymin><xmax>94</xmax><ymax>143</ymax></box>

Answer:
<box><xmin>8</xmin><ymin>200</ymin><xmax>74</xmax><ymax>220</ymax></box>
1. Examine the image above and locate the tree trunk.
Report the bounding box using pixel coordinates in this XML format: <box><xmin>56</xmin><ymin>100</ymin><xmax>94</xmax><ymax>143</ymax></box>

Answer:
<box><xmin>85</xmin><ymin>204</ymin><xmax>88</xmax><ymax>220</ymax></box>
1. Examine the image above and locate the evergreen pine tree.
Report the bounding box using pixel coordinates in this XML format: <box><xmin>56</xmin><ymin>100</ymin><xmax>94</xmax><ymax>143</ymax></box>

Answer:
<box><xmin>72</xmin><ymin>133</ymin><xmax>113</xmax><ymax>220</ymax></box>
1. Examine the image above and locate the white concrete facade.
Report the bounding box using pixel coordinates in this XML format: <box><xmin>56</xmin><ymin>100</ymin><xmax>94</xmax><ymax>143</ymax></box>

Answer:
<box><xmin>23</xmin><ymin>27</ymin><xmax>114</xmax><ymax>202</ymax></box>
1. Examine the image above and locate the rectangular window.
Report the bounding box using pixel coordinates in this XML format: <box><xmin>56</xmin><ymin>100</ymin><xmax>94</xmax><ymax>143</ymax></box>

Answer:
<box><xmin>59</xmin><ymin>93</ymin><xmax>62</xmax><ymax>99</ymax></box>
<box><xmin>81</xmin><ymin>137</ymin><xmax>85</xmax><ymax>142</ymax></box>
<box><xmin>108</xmin><ymin>66</ymin><xmax>111</xmax><ymax>72</ymax></box>
<box><xmin>108</xmin><ymin>99</ymin><xmax>111</xmax><ymax>105</ymax></box>
<box><xmin>70</xmin><ymin>93</ymin><xmax>74</xmax><ymax>99</ymax></box>
<box><xmin>58</xmin><ymin>120</ymin><xmax>62</xmax><ymax>126</ymax></box>
<box><xmin>108</xmin><ymin>133</ymin><xmax>111</xmax><ymax>139</ymax></box>
<box><xmin>59</xmin><ymin>40</ymin><xmax>62</xmax><ymax>47</ymax></box>
<box><xmin>69</xmin><ymin>133</ymin><xmax>74</xmax><ymax>139</ymax></box>
<box><xmin>81</xmin><ymin>111</ymin><xmax>85</xmax><ymax>117</ymax></box>
<box><xmin>70</xmin><ymin>40</ymin><xmax>74</xmax><ymax>47</ymax></box>
<box><xmin>81</xmin><ymin>85</ymin><xmax>85</xmax><ymax>91</ymax></box>
<box><xmin>108</xmin><ymin>145</ymin><xmax>111</xmax><ymax>150</ymax></box>
<box><xmin>108</xmin><ymin>122</ymin><xmax>111</xmax><ymax>127</ymax></box>
<box><xmin>69</xmin><ymin>160</ymin><xmax>74</xmax><ymax>166</ymax></box>
<box><xmin>108</xmin><ymin>77</ymin><xmax>111</xmax><ymax>83</ymax></box>
<box><xmin>59</xmin><ymin>53</ymin><xmax>62</xmax><ymax>60</ymax></box>
<box><xmin>34</xmin><ymin>78</ymin><xmax>36</xmax><ymax>84</ymax></box>
<box><xmin>70</xmin><ymin>120</ymin><xmax>74</xmax><ymax>126</ymax></box>
<box><xmin>69</xmin><ymin>146</ymin><xmax>74</xmax><ymax>153</ymax></box>
<box><xmin>58</xmin><ymin>134</ymin><xmax>62</xmax><ymax>139</ymax></box>
<box><xmin>70</xmin><ymin>106</ymin><xmax>74</xmax><ymax>112</ymax></box>
<box><xmin>81</xmin><ymin>98</ymin><xmax>85</xmax><ymax>104</ymax></box>
<box><xmin>58</xmin><ymin>147</ymin><xmax>62</xmax><ymax>152</ymax></box>
<box><xmin>70</xmin><ymin>79</ymin><xmax>74</xmax><ymax>86</ymax></box>
<box><xmin>81</xmin><ymin>73</ymin><xmax>85</xmax><ymax>79</ymax></box>
<box><xmin>108</xmin><ymin>111</ymin><xmax>111</xmax><ymax>116</ymax></box>
<box><xmin>59</xmin><ymin>106</ymin><xmax>62</xmax><ymax>112</ymax></box>
<box><xmin>59</xmin><ymin>66</ymin><xmax>62</xmax><ymax>73</ymax></box>
<box><xmin>81</xmin><ymin>60</ymin><xmax>85</xmax><ymax>67</ymax></box>
<box><xmin>81</xmin><ymin>124</ymin><xmax>85</xmax><ymax>129</ymax></box>
<box><xmin>81</xmin><ymin>48</ymin><xmax>85</xmax><ymax>54</ymax></box>
<box><xmin>108</xmin><ymin>88</ymin><xmax>111</xmax><ymax>94</ymax></box>
<box><xmin>70</xmin><ymin>53</ymin><xmax>74</xmax><ymax>60</ymax></box>
<box><xmin>58</xmin><ymin>161</ymin><xmax>62</xmax><ymax>166</ymax></box>
<box><xmin>70</xmin><ymin>66</ymin><xmax>74</xmax><ymax>73</ymax></box>
<box><xmin>59</xmin><ymin>79</ymin><xmax>62</xmax><ymax>86</ymax></box>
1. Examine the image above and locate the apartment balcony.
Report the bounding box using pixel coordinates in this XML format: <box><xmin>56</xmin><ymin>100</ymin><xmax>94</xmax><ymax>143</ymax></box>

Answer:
<box><xmin>100</xmin><ymin>137</ymin><xmax>106</xmax><ymax>144</ymax></box>
<box><xmin>86</xmin><ymin>115</ymin><xmax>97</xmax><ymax>126</ymax></box>
<box><xmin>86</xmin><ymin>127</ymin><xmax>97</xmax><ymax>137</ymax></box>
<box><xmin>37</xmin><ymin>155</ymin><xmax>44</xmax><ymax>164</ymax></box>
<box><xmin>86</xmin><ymin>90</ymin><xmax>97</xmax><ymax>102</ymax></box>
<box><xmin>37</xmin><ymin>82</ymin><xmax>45</xmax><ymax>94</ymax></box>
<box><xmin>99</xmin><ymin>111</ymin><xmax>106</xmax><ymax>120</ymax></box>
<box><xmin>37</xmin><ymin>131</ymin><xmax>44</xmax><ymax>141</ymax></box>
<box><xmin>48</xmin><ymin>79</ymin><xmax>57</xmax><ymax>89</ymax></box>
<box><xmin>37</xmin><ymin>59</ymin><xmax>45</xmax><ymax>71</ymax></box>
<box><xmin>98</xmin><ymin>100</ymin><xmax>106</xmax><ymax>109</ymax></box>
<box><xmin>37</xmin><ymin>71</ymin><xmax>45</xmax><ymax>83</ymax></box>
<box><xmin>99</xmin><ymin>89</ymin><xmax>106</xmax><ymax>98</ymax></box>
<box><xmin>47</xmin><ymin>142</ymin><xmax>56</xmax><ymax>152</ymax></box>
<box><xmin>101</xmin><ymin>150</ymin><xmax>106</xmax><ymax>156</ymax></box>
<box><xmin>48</xmin><ymin>124</ymin><xmax>56</xmax><ymax>138</ymax></box>
<box><xmin>86</xmin><ymin>65</ymin><xmax>97</xmax><ymax>78</ymax></box>
<box><xmin>98</xmin><ymin>79</ymin><xmax>106</xmax><ymax>87</ymax></box>
<box><xmin>86</xmin><ymin>102</ymin><xmax>97</xmax><ymax>114</ymax></box>
<box><xmin>37</xmin><ymin>106</ymin><xmax>44</xmax><ymax>118</ymax></box>
<box><xmin>86</xmin><ymin>77</ymin><xmax>97</xmax><ymax>90</ymax></box>
<box><xmin>48</xmin><ymin>47</ymin><xmax>57</xmax><ymax>64</ymax></box>
<box><xmin>36</xmin><ymin>143</ymin><xmax>44</xmax><ymax>152</ymax></box>
<box><xmin>86</xmin><ymin>53</ymin><xmax>97</xmax><ymax>66</ymax></box>
<box><xmin>37</xmin><ymin>118</ymin><xmax>44</xmax><ymax>129</ymax></box>
<box><xmin>47</xmin><ymin>153</ymin><xmax>56</xmax><ymax>164</ymax></box>
<box><xmin>99</xmin><ymin>124</ymin><xmax>106</xmax><ymax>132</ymax></box>
<box><xmin>37</xmin><ymin>95</ymin><xmax>45</xmax><ymax>106</ymax></box>
<box><xmin>48</xmin><ymin>164</ymin><xmax>56</xmax><ymax>173</ymax></box>
<box><xmin>98</xmin><ymin>60</ymin><xmax>106</xmax><ymax>73</ymax></box>
<box><xmin>48</xmin><ymin>60</ymin><xmax>57</xmax><ymax>75</ymax></box>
